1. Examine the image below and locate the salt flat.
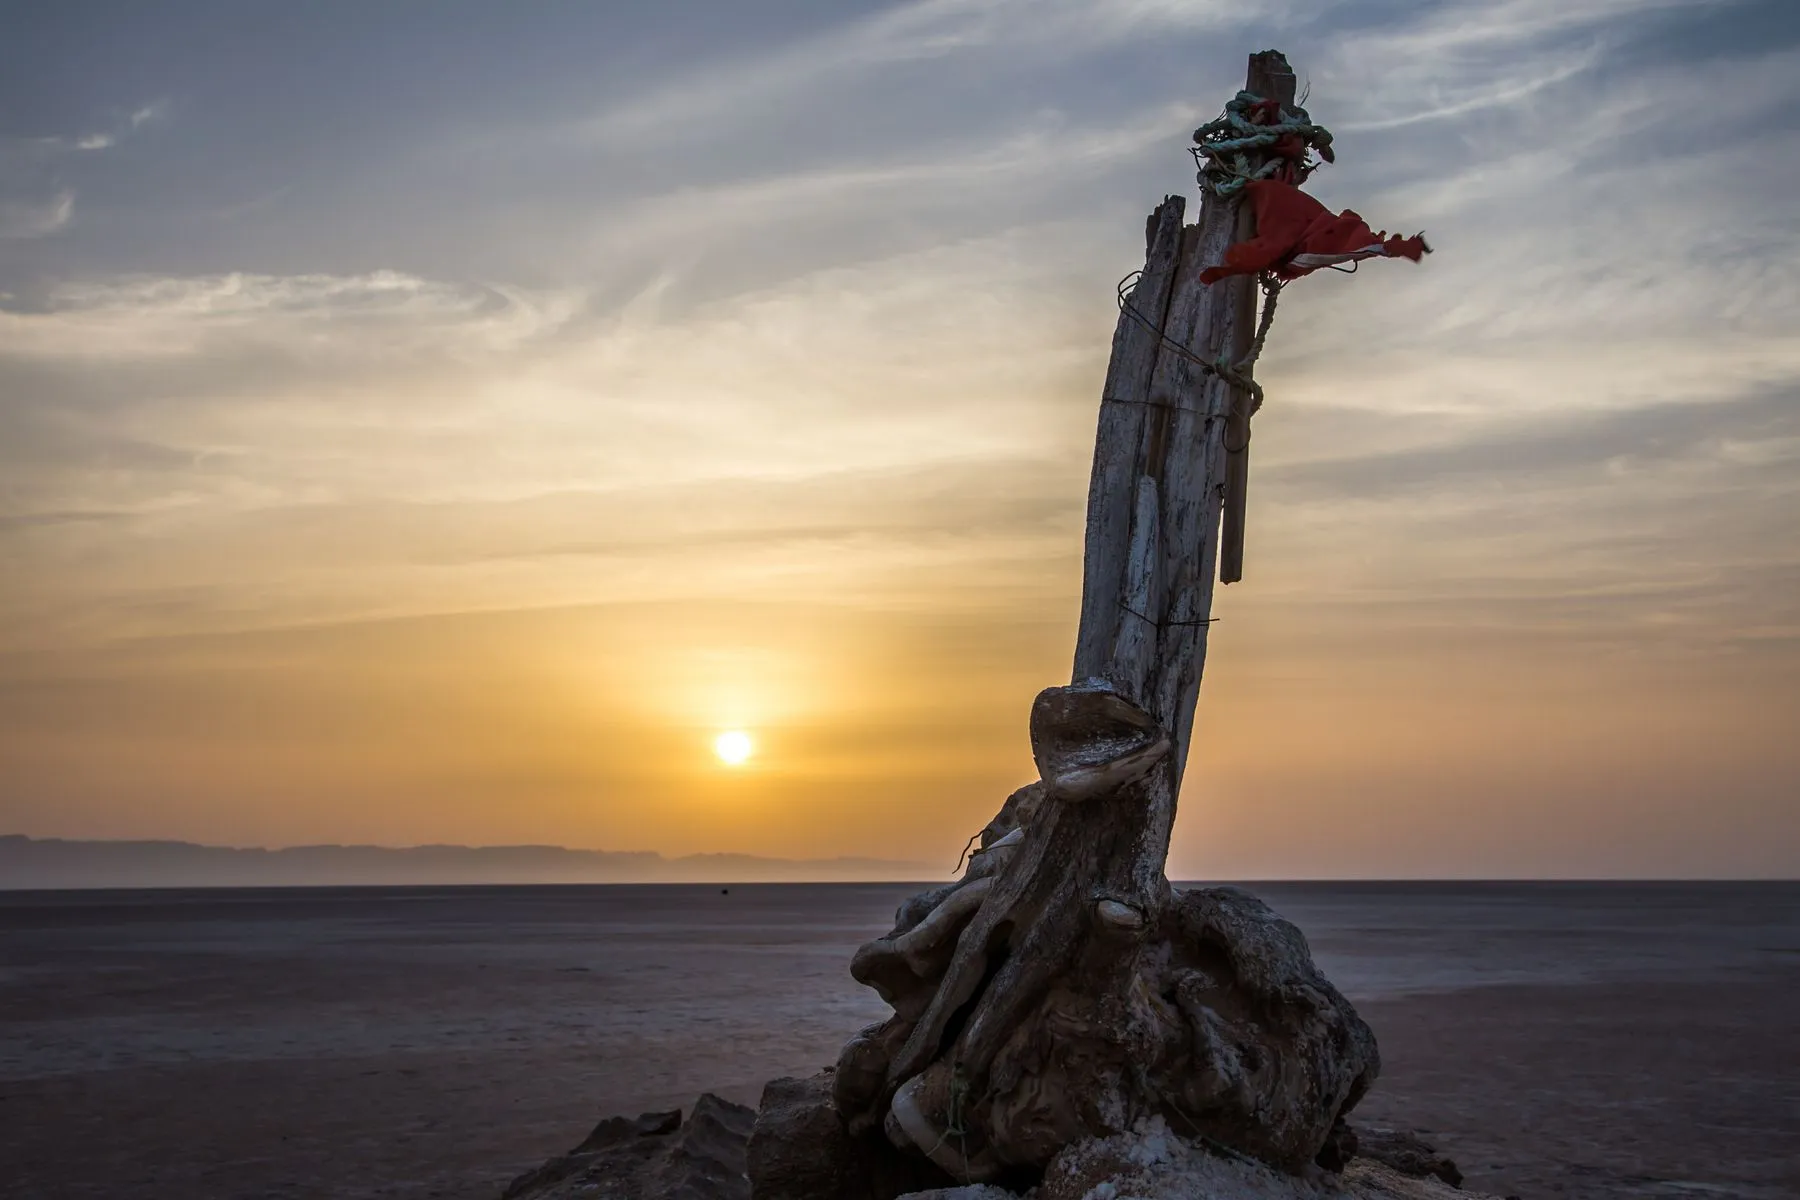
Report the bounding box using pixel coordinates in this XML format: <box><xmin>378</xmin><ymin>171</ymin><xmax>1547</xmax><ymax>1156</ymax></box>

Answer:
<box><xmin>1</xmin><ymin>882</ymin><xmax>1795</xmax><ymax>1199</ymax></box>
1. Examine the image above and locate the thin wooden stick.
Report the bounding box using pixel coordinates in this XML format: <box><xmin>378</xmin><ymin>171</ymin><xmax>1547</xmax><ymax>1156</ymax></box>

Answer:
<box><xmin>1220</xmin><ymin>50</ymin><xmax>1297</xmax><ymax>585</ymax></box>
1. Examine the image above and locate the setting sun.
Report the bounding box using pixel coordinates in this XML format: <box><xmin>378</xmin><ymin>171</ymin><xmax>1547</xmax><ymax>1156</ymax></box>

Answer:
<box><xmin>713</xmin><ymin>730</ymin><xmax>754</xmax><ymax>766</ymax></box>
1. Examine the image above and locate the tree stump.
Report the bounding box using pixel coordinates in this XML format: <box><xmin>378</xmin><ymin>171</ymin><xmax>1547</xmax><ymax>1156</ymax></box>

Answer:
<box><xmin>822</xmin><ymin>52</ymin><xmax>1380</xmax><ymax>1187</ymax></box>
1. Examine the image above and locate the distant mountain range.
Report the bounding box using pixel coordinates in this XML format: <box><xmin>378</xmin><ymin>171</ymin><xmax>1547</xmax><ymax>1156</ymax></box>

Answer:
<box><xmin>0</xmin><ymin>834</ymin><xmax>931</xmax><ymax>889</ymax></box>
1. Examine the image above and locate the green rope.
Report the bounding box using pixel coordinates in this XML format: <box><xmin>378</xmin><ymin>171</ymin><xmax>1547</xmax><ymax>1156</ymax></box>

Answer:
<box><xmin>1114</xmin><ymin>270</ymin><xmax>1284</xmax><ymax>430</ymax></box>
<box><xmin>1227</xmin><ymin>272</ymin><xmax>1283</xmax><ymax>422</ymax></box>
<box><xmin>1192</xmin><ymin>90</ymin><xmax>1333</xmax><ymax>198</ymax></box>
<box><xmin>1117</xmin><ymin>86</ymin><xmax>1328</xmax><ymax>437</ymax></box>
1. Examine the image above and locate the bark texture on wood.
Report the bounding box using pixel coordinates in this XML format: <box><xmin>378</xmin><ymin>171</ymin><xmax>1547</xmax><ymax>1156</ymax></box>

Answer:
<box><xmin>828</xmin><ymin>51</ymin><xmax>1378</xmax><ymax>1188</ymax></box>
<box><xmin>832</xmin><ymin>686</ymin><xmax>1377</xmax><ymax>1182</ymax></box>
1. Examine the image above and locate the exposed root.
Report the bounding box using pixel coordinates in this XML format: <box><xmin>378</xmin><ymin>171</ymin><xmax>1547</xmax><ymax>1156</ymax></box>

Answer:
<box><xmin>834</xmin><ymin>683</ymin><xmax>1380</xmax><ymax>1180</ymax></box>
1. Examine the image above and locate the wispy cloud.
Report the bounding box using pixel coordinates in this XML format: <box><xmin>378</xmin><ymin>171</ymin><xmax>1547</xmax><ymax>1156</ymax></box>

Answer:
<box><xmin>1333</xmin><ymin>51</ymin><xmax>1599</xmax><ymax>131</ymax></box>
<box><xmin>0</xmin><ymin>270</ymin><xmax>581</xmax><ymax>362</ymax></box>
<box><xmin>6</xmin><ymin>99</ymin><xmax>169</xmax><ymax>157</ymax></box>
<box><xmin>575</xmin><ymin>102</ymin><xmax>1199</xmax><ymax>278</ymax></box>
<box><xmin>566</xmin><ymin>0</ymin><xmax>1268</xmax><ymax>149</ymax></box>
<box><xmin>1321</xmin><ymin>0</ymin><xmax>1741</xmax><ymax>129</ymax></box>
<box><xmin>0</xmin><ymin>99</ymin><xmax>167</xmax><ymax>240</ymax></box>
<box><xmin>0</xmin><ymin>191</ymin><xmax>73</xmax><ymax>238</ymax></box>
<box><xmin>127</xmin><ymin>101</ymin><xmax>166</xmax><ymax>129</ymax></box>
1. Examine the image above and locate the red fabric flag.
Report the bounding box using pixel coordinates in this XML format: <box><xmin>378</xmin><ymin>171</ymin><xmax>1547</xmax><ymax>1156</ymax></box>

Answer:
<box><xmin>1198</xmin><ymin>180</ymin><xmax>1428</xmax><ymax>284</ymax></box>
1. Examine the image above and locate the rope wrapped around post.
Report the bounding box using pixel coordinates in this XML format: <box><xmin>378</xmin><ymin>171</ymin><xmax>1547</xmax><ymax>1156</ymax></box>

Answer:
<box><xmin>1112</xmin><ymin>268</ymin><xmax>1283</xmax><ymax>434</ymax></box>
<box><xmin>1099</xmin><ymin>86</ymin><xmax>1332</xmax><ymax>451</ymax></box>
<box><xmin>1191</xmin><ymin>89</ymin><xmax>1335</xmax><ymax>197</ymax></box>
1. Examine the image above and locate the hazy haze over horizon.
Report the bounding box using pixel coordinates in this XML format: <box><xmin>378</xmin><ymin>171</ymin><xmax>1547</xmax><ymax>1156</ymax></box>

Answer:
<box><xmin>2</xmin><ymin>0</ymin><xmax>1797</xmax><ymax>879</ymax></box>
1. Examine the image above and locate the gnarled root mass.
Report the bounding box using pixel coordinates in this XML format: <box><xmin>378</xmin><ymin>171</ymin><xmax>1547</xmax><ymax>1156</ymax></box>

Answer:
<box><xmin>832</xmin><ymin>683</ymin><xmax>1379</xmax><ymax>1184</ymax></box>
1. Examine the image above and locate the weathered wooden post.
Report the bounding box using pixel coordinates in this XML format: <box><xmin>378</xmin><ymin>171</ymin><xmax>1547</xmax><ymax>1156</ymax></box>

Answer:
<box><xmin>1075</xmin><ymin>48</ymin><xmax>1298</xmax><ymax>772</ymax></box>
<box><xmin>755</xmin><ymin>50</ymin><xmax>1430</xmax><ymax>1193</ymax></box>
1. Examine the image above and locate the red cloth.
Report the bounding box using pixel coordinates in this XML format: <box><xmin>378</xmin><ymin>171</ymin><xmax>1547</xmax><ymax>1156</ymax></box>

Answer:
<box><xmin>1199</xmin><ymin>180</ymin><xmax>1428</xmax><ymax>284</ymax></box>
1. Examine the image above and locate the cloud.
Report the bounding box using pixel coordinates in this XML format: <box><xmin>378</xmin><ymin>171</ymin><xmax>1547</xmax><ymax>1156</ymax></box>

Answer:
<box><xmin>0</xmin><ymin>270</ymin><xmax>581</xmax><ymax>363</ymax></box>
<box><xmin>1265</xmin><ymin>386</ymin><xmax>1800</xmax><ymax>499</ymax></box>
<box><xmin>1332</xmin><ymin>51</ymin><xmax>1599</xmax><ymax>132</ymax></box>
<box><xmin>1261</xmin><ymin>39</ymin><xmax>1800</xmax><ymax>391</ymax></box>
<box><xmin>75</xmin><ymin>100</ymin><xmax>168</xmax><ymax>151</ymax></box>
<box><xmin>3</xmin><ymin>99</ymin><xmax>169</xmax><ymax>159</ymax></box>
<box><xmin>574</xmin><ymin>102</ymin><xmax>1200</xmax><ymax>286</ymax></box>
<box><xmin>1319</xmin><ymin>0</ymin><xmax>1740</xmax><ymax>129</ymax></box>
<box><xmin>0</xmin><ymin>221</ymin><xmax>1118</xmax><ymax>655</ymax></box>
<box><xmin>566</xmin><ymin>0</ymin><xmax>1265</xmax><ymax>150</ymax></box>
<box><xmin>0</xmin><ymin>232</ymin><xmax>1084</xmax><ymax>546</ymax></box>
<box><xmin>0</xmin><ymin>98</ymin><xmax>166</xmax><ymax>244</ymax></box>
<box><xmin>0</xmin><ymin>191</ymin><xmax>73</xmax><ymax>238</ymax></box>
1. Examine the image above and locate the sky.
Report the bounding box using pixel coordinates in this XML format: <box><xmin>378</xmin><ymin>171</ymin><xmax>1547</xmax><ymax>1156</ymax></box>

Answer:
<box><xmin>2</xmin><ymin>0</ymin><xmax>1797</xmax><ymax>879</ymax></box>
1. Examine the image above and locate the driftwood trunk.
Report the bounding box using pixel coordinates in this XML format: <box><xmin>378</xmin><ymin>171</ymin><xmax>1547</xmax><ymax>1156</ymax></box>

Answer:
<box><xmin>826</xmin><ymin>52</ymin><xmax>1378</xmax><ymax>1188</ymax></box>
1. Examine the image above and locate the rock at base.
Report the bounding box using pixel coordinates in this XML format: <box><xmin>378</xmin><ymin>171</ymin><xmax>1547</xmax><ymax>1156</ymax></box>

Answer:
<box><xmin>1150</xmin><ymin>885</ymin><xmax>1381</xmax><ymax>1170</ymax></box>
<box><xmin>500</xmin><ymin>1093</ymin><xmax>755</xmax><ymax>1200</ymax></box>
<box><xmin>1036</xmin><ymin>1120</ymin><xmax>1493</xmax><ymax>1200</ymax></box>
<box><xmin>1351</xmin><ymin>1127</ymin><xmax>1464</xmax><ymax>1188</ymax></box>
<box><xmin>499</xmin><ymin>1089</ymin><xmax>1483</xmax><ymax>1200</ymax></box>
<box><xmin>840</xmin><ymin>882</ymin><xmax>1381</xmax><ymax>1179</ymax></box>
<box><xmin>747</xmin><ymin>1070</ymin><xmax>952</xmax><ymax>1200</ymax></box>
<box><xmin>573</xmin><ymin>1109</ymin><xmax>684</xmax><ymax>1153</ymax></box>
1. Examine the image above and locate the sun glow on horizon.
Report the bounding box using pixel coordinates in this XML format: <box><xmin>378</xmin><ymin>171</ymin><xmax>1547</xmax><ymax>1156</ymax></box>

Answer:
<box><xmin>714</xmin><ymin>730</ymin><xmax>754</xmax><ymax>766</ymax></box>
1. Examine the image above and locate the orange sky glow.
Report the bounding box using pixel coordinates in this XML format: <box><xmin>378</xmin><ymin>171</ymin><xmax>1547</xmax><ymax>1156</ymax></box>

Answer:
<box><xmin>3</xmin><ymin>3</ymin><xmax>1797</xmax><ymax>879</ymax></box>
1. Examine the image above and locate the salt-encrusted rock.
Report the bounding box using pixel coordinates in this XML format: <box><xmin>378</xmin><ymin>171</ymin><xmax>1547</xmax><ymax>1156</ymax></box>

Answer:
<box><xmin>1036</xmin><ymin>1120</ymin><xmax>1496</xmax><ymax>1200</ymax></box>
<box><xmin>499</xmin><ymin>1093</ymin><xmax>754</xmax><ymax>1200</ymax></box>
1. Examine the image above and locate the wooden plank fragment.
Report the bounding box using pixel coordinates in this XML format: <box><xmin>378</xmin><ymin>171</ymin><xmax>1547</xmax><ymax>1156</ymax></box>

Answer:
<box><xmin>1219</xmin><ymin>52</ymin><xmax>1299</xmax><ymax>585</ymax></box>
<box><xmin>1072</xmin><ymin>197</ymin><xmax>1187</xmax><ymax>683</ymax></box>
